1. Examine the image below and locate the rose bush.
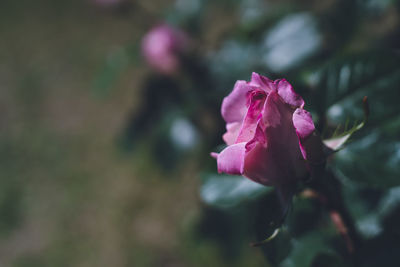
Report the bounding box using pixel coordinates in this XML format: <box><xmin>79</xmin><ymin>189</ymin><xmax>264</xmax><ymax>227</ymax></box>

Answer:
<box><xmin>212</xmin><ymin>73</ymin><xmax>324</xmax><ymax>187</ymax></box>
<box><xmin>141</xmin><ymin>24</ymin><xmax>187</xmax><ymax>74</ymax></box>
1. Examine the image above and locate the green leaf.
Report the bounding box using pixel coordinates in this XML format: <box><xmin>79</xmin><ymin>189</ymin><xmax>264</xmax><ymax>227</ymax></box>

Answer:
<box><xmin>311</xmin><ymin>51</ymin><xmax>399</xmax><ymax>116</ymax></box>
<box><xmin>314</xmin><ymin>51</ymin><xmax>400</xmax><ymax>188</ymax></box>
<box><xmin>200</xmin><ymin>174</ymin><xmax>272</xmax><ymax>209</ymax></box>
<box><xmin>334</xmin><ymin>131</ymin><xmax>400</xmax><ymax>188</ymax></box>
<box><xmin>280</xmin><ymin>232</ymin><xmax>336</xmax><ymax>267</ymax></box>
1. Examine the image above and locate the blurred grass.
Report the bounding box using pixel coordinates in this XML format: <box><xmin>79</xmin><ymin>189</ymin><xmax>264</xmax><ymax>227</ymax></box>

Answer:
<box><xmin>0</xmin><ymin>1</ymin><xmax>268</xmax><ymax>266</ymax></box>
<box><xmin>1</xmin><ymin>1</ymin><xmax>178</xmax><ymax>266</ymax></box>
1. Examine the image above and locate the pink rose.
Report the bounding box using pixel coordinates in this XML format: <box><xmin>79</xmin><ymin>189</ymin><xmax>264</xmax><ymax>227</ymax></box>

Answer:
<box><xmin>212</xmin><ymin>73</ymin><xmax>322</xmax><ymax>187</ymax></box>
<box><xmin>141</xmin><ymin>24</ymin><xmax>188</xmax><ymax>74</ymax></box>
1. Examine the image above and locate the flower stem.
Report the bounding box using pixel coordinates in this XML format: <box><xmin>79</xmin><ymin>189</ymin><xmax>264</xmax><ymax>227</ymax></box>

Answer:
<box><xmin>305</xmin><ymin>170</ymin><xmax>362</xmax><ymax>266</ymax></box>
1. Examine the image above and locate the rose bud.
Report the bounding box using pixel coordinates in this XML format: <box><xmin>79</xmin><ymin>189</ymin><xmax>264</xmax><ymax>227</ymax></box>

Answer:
<box><xmin>141</xmin><ymin>24</ymin><xmax>188</xmax><ymax>74</ymax></box>
<box><xmin>211</xmin><ymin>73</ymin><xmax>326</xmax><ymax>188</ymax></box>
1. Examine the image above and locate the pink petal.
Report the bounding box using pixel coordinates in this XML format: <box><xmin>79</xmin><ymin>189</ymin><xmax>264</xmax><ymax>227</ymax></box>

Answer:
<box><xmin>216</xmin><ymin>143</ymin><xmax>247</xmax><ymax>175</ymax></box>
<box><xmin>292</xmin><ymin>108</ymin><xmax>315</xmax><ymax>140</ymax></box>
<box><xmin>260</xmin><ymin>91</ymin><xmax>281</xmax><ymax>128</ymax></box>
<box><xmin>243</xmin><ymin>141</ymin><xmax>281</xmax><ymax>186</ymax></box>
<box><xmin>293</xmin><ymin>108</ymin><xmax>325</xmax><ymax>162</ymax></box>
<box><xmin>249</xmin><ymin>72</ymin><xmax>274</xmax><ymax>92</ymax></box>
<box><xmin>235</xmin><ymin>90</ymin><xmax>267</xmax><ymax>143</ymax></box>
<box><xmin>210</xmin><ymin>152</ymin><xmax>218</xmax><ymax>159</ymax></box>
<box><xmin>222</xmin><ymin>122</ymin><xmax>242</xmax><ymax>145</ymax></box>
<box><xmin>221</xmin><ymin>81</ymin><xmax>254</xmax><ymax>123</ymax></box>
<box><xmin>276</xmin><ymin>79</ymin><xmax>304</xmax><ymax>108</ymax></box>
<box><xmin>243</xmin><ymin>92</ymin><xmax>307</xmax><ymax>186</ymax></box>
<box><xmin>245</xmin><ymin>123</ymin><xmax>266</xmax><ymax>151</ymax></box>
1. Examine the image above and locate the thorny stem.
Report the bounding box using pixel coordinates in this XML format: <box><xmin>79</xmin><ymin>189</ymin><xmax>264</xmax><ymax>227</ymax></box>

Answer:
<box><xmin>303</xmin><ymin>170</ymin><xmax>362</xmax><ymax>266</ymax></box>
<box><xmin>329</xmin><ymin>210</ymin><xmax>354</xmax><ymax>253</ymax></box>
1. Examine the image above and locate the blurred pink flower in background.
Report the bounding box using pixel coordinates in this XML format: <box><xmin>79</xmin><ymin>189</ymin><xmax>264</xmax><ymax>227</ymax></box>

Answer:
<box><xmin>141</xmin><ymin>24</ymin><xmax>188</xmax><ymax>74</ymax></box>
<box><xmin>212</xmin><ymin>73</ymin><xmax>324</xmax><ymax>187</ymax></box>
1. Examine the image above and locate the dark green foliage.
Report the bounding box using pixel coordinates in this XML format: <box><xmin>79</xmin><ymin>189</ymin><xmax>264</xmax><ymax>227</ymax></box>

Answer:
<box><xmin>320</xmin><ymin>51</ymin><xmax>400</xmax><ymax>188</ymax></box>
<box><xmin>192</xmin><ymin>0</ymin><xmax>400</xmax><ymax>266</ymax></box>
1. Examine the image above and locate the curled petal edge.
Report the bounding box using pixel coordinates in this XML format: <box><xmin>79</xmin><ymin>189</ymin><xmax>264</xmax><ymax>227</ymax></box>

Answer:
<box><xmin>214</xmin><ymin>142</ymin><xmax>247</xmax><ymax>176</ymax></box>
<box><xmin>221</xmin><ymin>81</ymin><xmax>252</xmax><ymax>123</ymax></box>
<box><xmin>276</xmin><ymin>79</ymin><xmax>305</xmax><ymax>108</ymax></box>
<box><xmin>292</xmin><ymin>108</ymin><xmax>315</xmax><ymax>140</ymax></box>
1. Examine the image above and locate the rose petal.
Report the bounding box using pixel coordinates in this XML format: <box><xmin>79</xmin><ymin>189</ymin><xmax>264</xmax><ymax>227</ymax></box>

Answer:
<box><xmin>221</xmin><ymin>81</ymin><xmax>254</xmax><ymax>123</ymax></box>
<box><xmin>223</xmin><ymin>122</ymin><xmax>242</xmax><ymax>145</ymax></box>
<box><xmin>210</xmin><ymin>152</ymin><xmax>218</xmax><ymax>159</ymax></box>
<box><xmin>243</xmin><ymin>92</ymin><xmax>307</xmax><ymax>186</ymax></box>
<box><xmin>245</xmin><ymin>123</ymin><xmax>266</xmax><ymax>151</ymax></box>
<box><xmin>243</xmin><ymin>141</ymin><xmax>280</xmax><ymax>186</ymax></box>
<box><xmin>292</xmin><ymin>108</ymin><xmax>315</xmax><ymax>140</ymax></box>
<box><xmin>249</xmin><ymin>72</ymin><xmax>274</xmax><ymax>92</ymax></box>
<box><xmin>216</xmin><ymin>142</ymin><xmax>247</xmax><ymax>175</ymax></box>
<box><xmin>293</xmin><ymin>109</ymin><xmax>326</xmax><ymax>162</ymax></box>
<box><xmin>236</xmin><ymin>90</ymin><xmax>267</xmax><ymax>143</ymax></box>
<box><xmin>276</xmin><ymin>79</ymin><xmax>304</xmax><ymax>108</ymax></box>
